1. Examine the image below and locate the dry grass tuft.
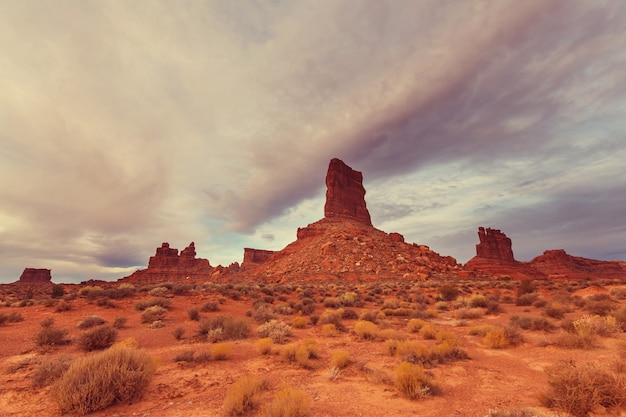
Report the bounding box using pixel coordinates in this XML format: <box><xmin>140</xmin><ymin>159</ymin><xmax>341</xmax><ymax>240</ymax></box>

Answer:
<box><xmin>223</xmin><ymin>375</ymin><xmax>267</xmax><ymax>415</ymax></box>
<box><xmin>261</xmin><ymin>386</ymin><xmax>312</xmax><ymax>417</ymax></box>
<box><xmin>394</xmin><ymin>362</ymin><xmax>440</xmax><ymax>400</ymax></box>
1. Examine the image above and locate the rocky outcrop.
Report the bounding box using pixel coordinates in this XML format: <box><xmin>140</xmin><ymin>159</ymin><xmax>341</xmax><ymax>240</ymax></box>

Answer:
<box><xmin>464</xmin><ymin>227</ymin><xmax>545</xmax><ymax>280</ymax></box>
<box><xmin>324</xmin><ymin>158</ymin><xmax>372</xmax><ymax>225</ymax></box>
<box><xmin>529</xmin><ymin>249</ymin><xmax>626</xmax><ymax>280</ymax></box>
<box><xmin>242</xmin><ymin>248</ymin><xmax>276</xmax><ymax>269</ymax></box>
<box><xmin>247</xmin><ymin>158</ymin><xmax>459</xmax><ymax>281</ymax></box>
<box><xmin>17</xmin><ymin>268</ymin><xmax>52</xmax><ymax>284</ymax></box>
<box><xmin>122</xmin><ymin>242</ymin><xmax>213</xmax><ymax>282</ymax></box>
<box><xmin>476</xmin><ymin>227</ymin><xmax>514</xmax><ymax>260</ymax></box>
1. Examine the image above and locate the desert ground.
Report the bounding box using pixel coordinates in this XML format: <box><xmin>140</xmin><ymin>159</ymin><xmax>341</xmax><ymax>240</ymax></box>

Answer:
<box><xmin>1</xmin><ymin>278</ymin><xmax>626</xmax><ymax>417</ymax></box>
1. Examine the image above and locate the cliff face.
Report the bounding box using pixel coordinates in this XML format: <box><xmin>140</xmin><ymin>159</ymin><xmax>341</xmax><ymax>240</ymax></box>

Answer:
<box><xmin>242</xmin><ymin>248</ymin><xmax>276</xmax><ymax>269</ymax></box>
<box><xmin>463</xmin><ymin>227</ymin><xmax>545</xmax><ymax>280</ymax></box>
<box><xmin>324</xmin><ymin>158</ymin><xmax>372</xmax><ymax>226</ymax></box>
<box><xmin>122</xmin><ymin>242</ymin><xmax>213</xmax><ymax>282</ymax></box>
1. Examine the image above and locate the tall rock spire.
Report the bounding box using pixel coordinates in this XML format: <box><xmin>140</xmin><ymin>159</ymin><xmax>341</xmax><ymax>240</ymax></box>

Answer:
<box><xmin>323</xmin><ymin>158</ymin><xmax>372</xmax><ymax>226</ymax></box>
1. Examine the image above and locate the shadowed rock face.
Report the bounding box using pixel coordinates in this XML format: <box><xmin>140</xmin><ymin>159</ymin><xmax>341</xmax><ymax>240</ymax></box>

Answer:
<box><xmin>242</xmin><ymin>248</ymin><xmax>275</xmax><ymax>269</ymax></box>
<box><xmin>476</xmin><ymin>227</ymin><xmax>514</xmax><ymax>260</ymax></box>
<box><xmin>17</xmin><ymin>268</ymin><xmax>52</xmax><ymax>284</ymax></box>
<box><xmin>529</xmin><ymin>249</ymin><xmax>626</xmax><ymax>279</ymax></box>
<box><xmin>123</xmin><ymin>242</ymin><xmax>213</xmax><ymax>282</ymax></box>
<box><xmin>324</xmin><ymin>158</ymin><xmax>372</xmax><ymax>226</ymax></box>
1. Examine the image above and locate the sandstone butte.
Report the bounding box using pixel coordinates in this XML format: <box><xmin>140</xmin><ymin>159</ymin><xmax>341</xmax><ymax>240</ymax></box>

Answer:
<box><xmin>15</xmin><ymin>268</ymin><xmax>52</xmax><ymax>284</ymax></box>
<box><xmin>118</xmin><ymin>158</ymin><xmax>626</xmax><ymax>284</ymax></box>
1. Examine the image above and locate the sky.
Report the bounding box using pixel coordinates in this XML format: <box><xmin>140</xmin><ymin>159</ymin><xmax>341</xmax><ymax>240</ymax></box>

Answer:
<box><xmin>1</xmin><ymin>0</ymin><xmax>626</xmax><ymax>283</ymax></box>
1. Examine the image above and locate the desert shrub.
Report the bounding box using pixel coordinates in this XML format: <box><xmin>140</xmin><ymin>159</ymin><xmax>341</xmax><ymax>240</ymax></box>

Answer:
<box><xmin>354</xmin><ymin>320</ymin><xmax>378</xmax><ymax>340</ymax></box>
<box><xmin>199</xmin><ymin>315</ymin><xmax>250</xmax><ymax>341</ymax></box>
<box><xmin>32</xmin><ymin>355</ymin><xmax>72</xmax><ymax>388</ymax></box>
<box><xmin>544</xmin><ymin>302</ymin><xmax>568</xmax><ymax>319</ymax></box>
<box><xmin>35</xmin><ymin>318</ymin><xmax>68</xmax><ymax>347</ymax></box>
<box><xmin>77</xmin><ymin>325</ymin><xmax>117</xmax><ymax>351</ymax></box>
<box><xmin>584</xmin><ymin>297</ymin><xmax>616</xmax><ymax>316</ymax></box>
<box><xmin>256</xmin><ymin>337</ymin><xmax>274</xmax><ymax>355</ymax></box>
<box><xmin>52</xmin><ymin>346</ymin><xmax>155</xmax><ymax>415</ymax></box>
<box><xmin>141</xmin><ymin>305</ymin><xmax>167</xmax><ymax>324</ymax></box>
<box><xmin>396</xmin><ymin>341</ymin><xmax>432</xmax><ymax>365</ymax></box>
<box><xmin>532</xmin><ymin>298</ymin><xmax>548</xmax><ymax>308</ymax></box>
<box><xmin>407</xmin><ymin>318</ymin><xmax>426</xmax><ymax>333</ymax></box>
<box><xmin>378</xmin><ymin>328</ymin><xmax>405</xmax><ymax>341</ymax></box>
<box><xmin>134</xmin><ymin>297</ymin><xmax>171</xmax><ymax>311</ymax></box>
<box><xmin>482</xmin><ymin>328</ymin><xmax>509</xmax><ymax>349</ymax></box>
<box><xmin>541</xmin><ymin>360</ymin><xmax>626</xmax><ymax>417</ymax></box>
<box><xmin>148</xmin><ymin>286</ymin><xmax>168</xmax><ymax>297</ymax></box>
<box><xmin>323</xmin><ymin>297</ymin><xmax>341</xmax><ymax>308</ymax></box>
<box><xmin>359</xmin><ymin>309</ymin><xmax>379</xmax><ymax>323</ymax></box>
<box><xmin>609</xmin><ymin>286</ymin><xmax>626</xmax><ymax>300</ymax></box>
<box><xmin>615</xmin><ymin>306</ymin><xmax>626</xmax><ymax>331</ymax></box>
<box><xmin>319</xmin><ymin>309</ymin><xmax>344</xmax><ymax>330</ymax></box>
<box><xmin>509</xmin><ymin>315</ymin><xmax>556</xmax><ymax>332</ymax></box>
<box><xmin>112</xmin><ymin>316</ymin><xmax>127</xmax><ymax>329</ymax></box>
<box><xmin>51</xmin><ymin>284</ymin><xmax>65</xmax><ymax>299</ymax></box>
<box><xmin>79</xmin><ymin>285</ymin><xmax>103</xmax><ymax>298</ymax></box>
<box><xmin>201</xmin><ymin>301</ymin><xmax>219</xmax><ymax>312</ymax></box>
<box><xmin>211</xmin><ymin>342</ymin><xmax>233</xmax><ymax>360</ymax></box>
<box><xmin>276</xmin><ymin>305</ymin><xmax>294</xmax><ymax>315</ymax></box>
<box><xmin>223</xmin><ymin>375</ymin><xmax>267</xmax><ymax>416</ymax></box>
<box><xmin>173</xmin><ymin>350</ymin><xmax>196</xmax><ymax>362</ymax></box>
<box><xmin>77</xmin><ymin>315</ymin><xmax>106</xmax><ymax>329</ymax></box>
<box><xmin>258</xmin><ymin>320</ymin><xmax>292</xmax><ymax>344</ymax></box>
<box><xmin>55</xmin><ymin>300</ymin><xmax>72</xmax><ymax>312</ymax></box>
<box><xmin>0</xmin><ymin>311</ymin><xmax>24</xmax><ymax>325</ymax></box>
<box><xmin>557</xmin><ymin>315</ymin><xmax>618</xmax><ymax>349</ymax></box>
<box><xmin>515</xmin><ymin>293</ymin><xmax>538</xmax><ymax>306</ymax></box>
<box><xmin>394</xmin><ymin>362</ymin><xmax>439</xmax><ymax>400</ymax></box>
<box><xmin>173</xmin><ymin>326</ymin><xmax>185</xmax><ymax>340</ymax></box>
<box><xmin>187</xmin><ymin>306</ymin><xmax>201</xmax><ymax>321</ymax></box>
<box><xmin>252</xmin><ymin>303</ymin><xmax>276</xmax><ymax>323</ymax></box>
<box><xmin>261</xmin><ymin>386</ymin><xmax>311</xmax><ymax>417</ymax></box>
<box><xmin>469</xmin><ymin>324</ymin><xmax>498</xmax><ymax>336</ymax></box>
<box><xmin>321</xmin><ymin>323</ymin><xmax>338</xmax><ymax>337</ymax></box>
<box><xmin>331</xmin><ymin>350</ymin><xmax>351</xmax><ymax>369</ymax></box>
<box><xmin>431</xmin><ymin>339</ymin><xmax>469</xmax><ymax>363</ymax></box>
<box><xmin>455</xmin><ymin>307</ymin><xmax>485</xmax><ymax>319</ymax></box>
<box><xmin>438</xmin><ymin>285</ymin><xmax>460</xmax><ymax>301</ymax></box>
<box><xmin>341</xmin><ymin>308</ymin><xmax>359</xmax><ymax>319</ymax></box>
<box><xmin>419</xmin><ymin>323</ymin><xmax>437</xmax><ymax>340</ymax></box>
<box><xmin>292</xmin><ymin>316</ymin><xmax>307</xmax><ymax>329</ymax></box>
<box><xmin>469</xmin><ymin>294</ymin><xmax>488</xmax><ymax>308</ymax></box>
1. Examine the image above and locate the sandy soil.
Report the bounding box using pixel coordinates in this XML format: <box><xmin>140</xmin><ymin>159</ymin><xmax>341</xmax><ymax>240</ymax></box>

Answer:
<box><xmin>1</xmin><ymin>280</ymin><xmax>625</xmax><ymax>417</ymax></box>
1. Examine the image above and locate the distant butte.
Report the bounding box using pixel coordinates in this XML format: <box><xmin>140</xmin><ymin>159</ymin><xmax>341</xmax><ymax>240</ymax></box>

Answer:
<box><xmin>529</xmin><ymin>249</ymin><xmax>626</xmax><ymax>280</ymax></box>
<box><xmin>463</xmin><ymin>227</ymin><xmax>546</xmax><ymax>280</ymax></box>
<box><xmin>16</xmin><ymin>268</ymin><xmax>52</xmax><ymax>284</ymax></box>
<box><xmin>248</xmin><ymin>158</ymin><xmax>459</xmax><ymax>281</ymax></box>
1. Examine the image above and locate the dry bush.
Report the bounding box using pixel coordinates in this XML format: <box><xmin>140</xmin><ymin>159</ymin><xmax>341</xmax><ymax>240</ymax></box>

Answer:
<box><xmin>77</xmin><ymin>325</ymin><xmax>118</xmax><ymax>351</ymax></box>
<box><xmin>541</xmin><ymin>360</ymin><xmax>626</xmax><ymax>417</ymax></box>
<box><xmin>515</xmin><ymin>293</ymin><xmax>538</xmax><ymax>306</ymax></box>
<box><xmin>282</xmin><ymin>339</ymin><xmax>319</xmax><ymax>368</ymax></box>
<box><xmin>54</xmin><ymin>300</ymin><xmax>72</xmax><ymax>312</ymax></box>
<box><xmin>378</xmin><ymin>328</ymin><xmax>405</xmax><ymax>341</ymax></box>
<box><xmin>32</xmin><ymin>356</ymin><xmax>72</xmax><ymax>388</ymax></box>
<box><xmin>468</xmin><ymin>324</ymin><xmax>498</xmax><ymax>336</ymax></box>
<box><xmin>173</xmin><ymin>350</ymin><xmax>196</xmax><ymax>362</ymax></box>
<box><xmin>438</xmin><ymin>284</ymin><xmax>460</xmax><ymax>301</ymax></box>
<box><xmin>52</xmin><ymin>346</ymin><xmax>155</xmax><ymax>415</ymax></box>
<box><xmin>134</xmin><ymin>297</ymin><xmax>171</xmax><ymax>311</ymax></box>
<box><xmin>455</xmin><ymin>307</ymin><xmax>485</xmax><ymax>320</ymax></box>
<box><xmin>482</xmin><ymin>328</ymin><xmax>509</xmax><ymax>349</ymax></box>
<box><xmin>199</xmin><ymin>315</ymin><xmax>250</xmax><ymax>341</ymax></box>
<box><xmin>172</xmin><ymin>326</ymin><xmax>185</xmax><ymax>340</ymax></box>
<box><xmin>615</xmin><ymin>306</ymin><xmax>626</xmax><ymax>331</ymax></box>
<box><xmin>359</xmin><ymin>309</ymin><xmax>379</xmax><ymax>323</ymax></box>
<box><xmin>223</xmin><ymin>375</ymin><xmax>267</xmax><ymax>416</ymax></box>
<box><xmin>201</xmin><ymin>301</ymin><xmax>219</xmax><ymax>312</ymax></box>
<box><xmin>432</xmin><ymin>339</ymin><xmax>469</xmax><ymax>363</ymax></box>
<box><xmin>330</xmin><ymin>350</ymin><xmax>351</xmax><ymax>369</ymax></box>
<box><xmin>509</xmin><ymin>315</ymin><xmax>556</xmax><ymax>332</ymax></box>
<box><xmin>394</xmin><ymin>362</ymin><xmax>440</xmax><ymax>400</ymax></box>
<box><xmin>258</xmin><ymin>320</ymin><xmax>292</xmax><ymax>344</ymax></box>
<box><xmin>321</xmin><ymin>323</ymin><xmax>338</xmax><ymax>337</ymax></box>
<box><xmin>469</xmin><ymin>294</ymin><xmax>488</xmax><ymax>308</ymax></box>
<box><xmin>407</xmin><ymin>318</ymin><xmax>427</xmax><ymax>333</ymax></box>
<box><xmin>77</xmin><ymin>315</ymin><xmax>106</xmax><ymax>329</ymax></box>
<box><xmin>292</xmin><ymin>317</ymin><xmax>307</xmax><ymax>329</ymax></box>
<box><xmin>395</xmin><ymin>341</ymin><xmax>432</xmax><ymax>365</ymax></box>
<box><xmin>210</xmin><ymin>342</ymin><xmax>233</xmax><ymax>360</ymax></box>
<box><xmin>261</xmin><ymin>386</ymin><xmax>312</xmax><ymax>417</ymax></box>
<box><xmin>419</xmin><ymin>323</ymin><xmax>437</xmax><ymax>340</ymax></box>
<box><xmin>186</xmin><ymin>306</ymin><xmax>201</xmax><ymax>321</ymax></box>
<box><xmin>141</xmin><ymin>305</ymin><xmax>167</xmax><ymax>324</ymax></box>
<box><xmin>256</xmin><ymin>337</ymin><xmax>274</xmax><ymax>355</ymax></box>
<box><xmin>556</xmin><ymin>315</ymin><xmax>617</xmax><ymax>349</ymax></box>
<box><xmin>319</xmin><ymin>309</ymin><xmax>344</xmax><ymax>330</ymax></box>
<box><xmin>113</xmin><ymin>316</ymin><xmax>127</xmax><ymax>329</ymax></box>
<box><xmin>353</xmin><ymin>320</ymin><xmax>378</xmax><ymax>340</ymax></box>
<box><xmin>253</xmin><ymin>303</ymin><xmax>277</xmax><ymax>323</ymax></box>
<box><xmin>609</xmin><ymin>286</ymin><xmax>626</xmax><ymax>300</ymax></box>
<box><xmin>35</xmin><ymin>318</ymin><xmax>68</xmax><ymax>347</ymax></box>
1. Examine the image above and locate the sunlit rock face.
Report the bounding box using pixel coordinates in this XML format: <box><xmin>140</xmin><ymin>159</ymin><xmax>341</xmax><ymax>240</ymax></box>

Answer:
<box><xmin>324</xmin><ymin>158</ymin><xmax>372</xmax><ymax>226</ymax></box>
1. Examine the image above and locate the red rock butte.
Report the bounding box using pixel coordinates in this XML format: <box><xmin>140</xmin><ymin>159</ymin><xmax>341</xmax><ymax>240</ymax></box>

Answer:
<box><xmin>16</xmin><ymin>268</ymin><xmax>52</xmax><ymax>284</ymax></box>
<box><xmin>529</xmin><ymin>249</ymin><xmax>626</xmax><ymax>280</ymax></box>
<box><xmin>324</xmin><ymin>158</ymin><xmax>372</xmax><ymax>226</ymax></box>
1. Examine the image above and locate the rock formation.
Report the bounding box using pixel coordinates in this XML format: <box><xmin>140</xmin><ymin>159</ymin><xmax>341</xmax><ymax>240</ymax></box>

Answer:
<box><xmin>248</xmin><ymin>158</ymin><xmax>459</xmax><ymax>281</ymax></box>
<box><xmin>463</xmin><ymin>227</ymin><xmax>545</xmax><ymax>280</ymax></box>
<box><xmin>324</xmin><ymin>158</ymin><xmax>372</xmax><ymax>225</ymax></box>
<box><xmin>17</xmin><ymin>268</ymin><xmax>52</xmax><ymax>284</ymax></box>
<box><xmin>122</xmin><ymin>242</ymin><xmax>213</xmax><ymax>282</ymax></box>
<box><xmin>529</xmin><ymin>249</ymin><xmax>626</xmax><ymax>280</ymax></box>
<box><xmin>476</xmin><ymin>227</ymin><xmax>514</xmax><ymax>260</ymax></box>
<box><xmin>242</xmin><ymin>248</ymin><xmax>276</xmax><ymax>269</ymax></box>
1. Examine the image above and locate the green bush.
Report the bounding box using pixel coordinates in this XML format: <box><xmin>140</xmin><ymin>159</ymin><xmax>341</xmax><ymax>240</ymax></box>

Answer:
<box><xmin>52</xmin><ymin>346</ymin><xmax>155</xmax><ymax>415</ymax></box>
